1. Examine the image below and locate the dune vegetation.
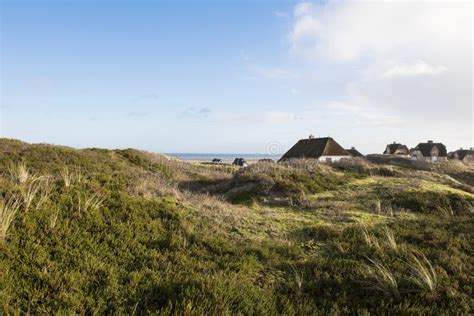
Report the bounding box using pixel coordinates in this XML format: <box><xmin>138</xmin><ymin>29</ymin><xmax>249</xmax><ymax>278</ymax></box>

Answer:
<box><xmin>0</xmin><ymin>138</ymin><xmax>473</xmax><ymax>314</ymax></box>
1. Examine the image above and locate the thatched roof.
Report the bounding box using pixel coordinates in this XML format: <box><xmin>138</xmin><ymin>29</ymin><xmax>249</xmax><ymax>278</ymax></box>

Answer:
<box><xmin>384</xmin><ymin>143</ymin><xmax>409</xmax><ymax>154</ymax></box>
<box><xmin>280</xmin><ymin>137</ymin><xmax>350</xmax><ymax>161</ymax></box>
<box><xmin>346</xmin><ymin>147</ymin><xmax>365</xmax><ymax>158</ymax></box>
<box><xmin>412</xmin><ymin>142</ymin><xmax>447</xmax><ymax>157</ymax></box>
<box><xmin>453</xmin><ymin>149</ymin><xmax>474</xmax><ymax>160</ymax></box>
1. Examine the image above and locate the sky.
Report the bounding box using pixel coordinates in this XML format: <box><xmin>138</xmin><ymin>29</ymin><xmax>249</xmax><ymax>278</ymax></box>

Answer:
<box><xmin>1</xmin><ymin>0</ymin><xmax>472</xmax><ymax>155</ymax></box>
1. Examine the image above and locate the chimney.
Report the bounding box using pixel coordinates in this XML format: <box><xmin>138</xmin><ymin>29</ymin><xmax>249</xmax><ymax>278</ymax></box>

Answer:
<box><xmin>393</xmin><ymin>141</ymin><xmax>396</xmax><ymax>144</ymax></box>
<box><xmin>351</xmin><ymin>146</ymin><xmax>355</xmax><ymax>150</ymax></box>
<box><xmin>308</xmin><ymin>134</ymin><xmax>315</xmax><ymax>139</ymax></box>
<box><xmin>428</xmin><ymin>140</ymin><xmax>433</xmax><ymax>144</ymax></box>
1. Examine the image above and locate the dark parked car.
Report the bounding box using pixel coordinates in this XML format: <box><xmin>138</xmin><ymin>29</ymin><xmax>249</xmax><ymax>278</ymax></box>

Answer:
<box><xmin>212</xmin><ymin>158</ymin><xmax>222</xmax><ymax>163</ymax></box>
<box><xmin>232</xmin><ymin>158</ymin><xmax>248</xmax><ymax>167</ymax></box>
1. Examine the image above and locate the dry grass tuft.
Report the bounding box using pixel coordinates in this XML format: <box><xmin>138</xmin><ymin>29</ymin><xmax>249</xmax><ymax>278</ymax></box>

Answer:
<box><xmin>383</xmin><ymin>226</ymin><xmax>398</xmax><ymax>251</ymax></box>
<box><xmin>129</xmin><ymin>175</ymin><xmax>181</xmax><ymax>199</ymax></box>
<box><xmin>76</xmin><ymin>192</ymin><xmax>104</xmax><ymax>213</ymax></box>
<box><xmin>20</xmin><ymin>181</ymin><xmax>42</xmax><ymax>211</ymax></box>
<box><xmin>365</xmin><ymin>257</ymin><xmax>399</xmax><ymax>297</ymax></box>
<box><xmin>8</xmin><ymin>162</ymin><xmax>31</xmax><ymax>184</ymax></box>
<box><xmin>35</xmin><ymin>179</ymin><xmax>52</xmax><ymax>210</ymax></box>
<box><xmin>0</xmin><ymin>196</ymin><xmax>22</xmax><ymax>240</ymax></box>
<box><xmin>437</xmin><ymin>203</ymin><xmax>454</xmax><ymax>218</ymax></box>
<box><xmin>60</xmin><ymin>166</ymin><xmax>84</xmax><ymax>188</ymax></box>
<box><xmin>361</xmin><ymin>225</ymin><xmax>382</xmax><ymax>251</ymax></box>
<box><xmin>290</xmin><ymin>264</ymin><xmax>304</xmax><ymax>292</ymax></box>
<box><xmin>373</xmin><ymin>198</ymin><xmax>382</xmax><ymax>214</ymax></box>
<box><xmin>17</xmin><ymin>176</ymin><xmax>51</xmax><ymax>211</ymax></box>
<box><xmin>383</xmin><ymin>204</ymin><xmax>395</xmax><ymax>217</ymax></box>
<box><xmin>407</xmin><ymin>251</ymin><xmax>437</xmax><ymax>292</ymax></box>
<box><xmin>49</xmin><ymin>209</ymin><xmax>59</xmax><ymax>230</ymax></box>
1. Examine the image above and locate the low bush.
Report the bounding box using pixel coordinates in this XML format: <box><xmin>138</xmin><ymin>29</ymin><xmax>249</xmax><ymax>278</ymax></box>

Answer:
<box><xmin>0</xmin><ymin>139</ymin><xmax>473</xmax><ymax>314</ymax></box>
<box><xmin>390</xmin><ymin>191</ymin><xmax>473</xmax><ymax>214</ymax></box>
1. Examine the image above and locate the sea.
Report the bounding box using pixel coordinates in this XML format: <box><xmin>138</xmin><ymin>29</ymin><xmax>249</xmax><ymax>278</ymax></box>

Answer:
<box><xmin>166</xmin><ymin>153</ymin><xmax>280</xmax><ymax>162</ymax></box>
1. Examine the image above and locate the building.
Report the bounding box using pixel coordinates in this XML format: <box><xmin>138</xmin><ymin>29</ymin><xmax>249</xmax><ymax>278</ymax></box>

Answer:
<box><xmin>383</xmin><ymin>142</ymin><xmax>409</xmax><ymax>156</ymax></box>
<box><xmin>450</xmin><ymin>148</ymin><xmax>474</xmax><ymax>165</ymax></box>
<box><xmin>346</xmin><ymin>147</ymin><xmax>365</xmax><ymax>158</ymax></box>
<box><xmin>410</xmin><ymin>141</ymin><xmax>447</xmax><ymax>162</ymax></box>
<box><xmin>279</xmin><ymin>136</ymin><xmax>351</xmax><ymax>163</ymax></box>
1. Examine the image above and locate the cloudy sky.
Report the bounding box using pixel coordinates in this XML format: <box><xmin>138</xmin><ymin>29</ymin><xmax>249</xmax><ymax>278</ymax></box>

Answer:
<box><xmin>1</xmin><ymin>0</ymin><xmax>472</xmax><ymax>154</ymax></box>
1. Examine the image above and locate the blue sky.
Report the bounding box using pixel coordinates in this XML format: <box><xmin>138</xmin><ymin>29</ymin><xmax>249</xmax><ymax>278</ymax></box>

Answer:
<box><xmin>1</xmin><ymin>0</ymin><xmax>472</xmax><ymax>154</ymax></box>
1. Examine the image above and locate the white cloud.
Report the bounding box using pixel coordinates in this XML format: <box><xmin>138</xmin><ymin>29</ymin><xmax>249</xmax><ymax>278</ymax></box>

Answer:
<box><xmin>294</xmin><ymin>2</ymin><xmax>313</xmax><ymax>17</ymax></box>
<box><xmin>327</xmin><ymin>101</ymin><xmax>402</xmax><ymax>127</ymax></box>
<box><xmin>289</xmin><ymin>1</ymin><xmax>471</xmax><ymax>63</ymax></box>
<box><xmin>383</xmin><ymin>60</ymin><xmax>447</xmax><ymax>78</ymax></box>
<box><xmin>287</xmin><ymin>1</ymin><xmax>472</xmax><ymax>146</ymax></box>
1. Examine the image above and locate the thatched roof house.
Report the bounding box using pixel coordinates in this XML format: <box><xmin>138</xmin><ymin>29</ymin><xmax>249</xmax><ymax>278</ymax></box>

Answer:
<box><xmin>383</xmin><ymin>142</ymin><xmax>409</xmax><ymax>155</ymax></box>
<box><xmin>410</xmin><ymin>140</ymin><xmax>447</xmax><ymax>162</ymax></box>
<box><xmin>346</xmin><ymin>147</ymin><xmax>365</xmax><ymax>158</ymax></box>
<box><xmin>279</xmin><ymin>137</ymin><xmax>350</xmax><ymax>163</ymax></box>
<box><xmin>450</xmin><ymin>148</ymin><xmax>474</xmax><ymax>165</ymax></box>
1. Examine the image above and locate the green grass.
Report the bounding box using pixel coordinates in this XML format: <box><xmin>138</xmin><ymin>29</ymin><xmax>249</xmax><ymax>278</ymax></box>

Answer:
<box><xmin>0</xmin><ymin>138</ymin><xmax>473</xmax><ymax>314</ymax></box>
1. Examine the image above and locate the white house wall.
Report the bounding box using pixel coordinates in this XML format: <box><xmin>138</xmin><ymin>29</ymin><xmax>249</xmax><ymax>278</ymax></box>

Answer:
<box><xmin>318</xmin><ymin>156</ymin><xmax>350</xmax><ymax>162</ymax></box>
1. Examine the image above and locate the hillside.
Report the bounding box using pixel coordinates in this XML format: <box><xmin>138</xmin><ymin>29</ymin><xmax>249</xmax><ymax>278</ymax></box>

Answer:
<box><xmin>0</xmin><ymin>138</ymin><xmax>473</xmax><ymax>314</ymax></box>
